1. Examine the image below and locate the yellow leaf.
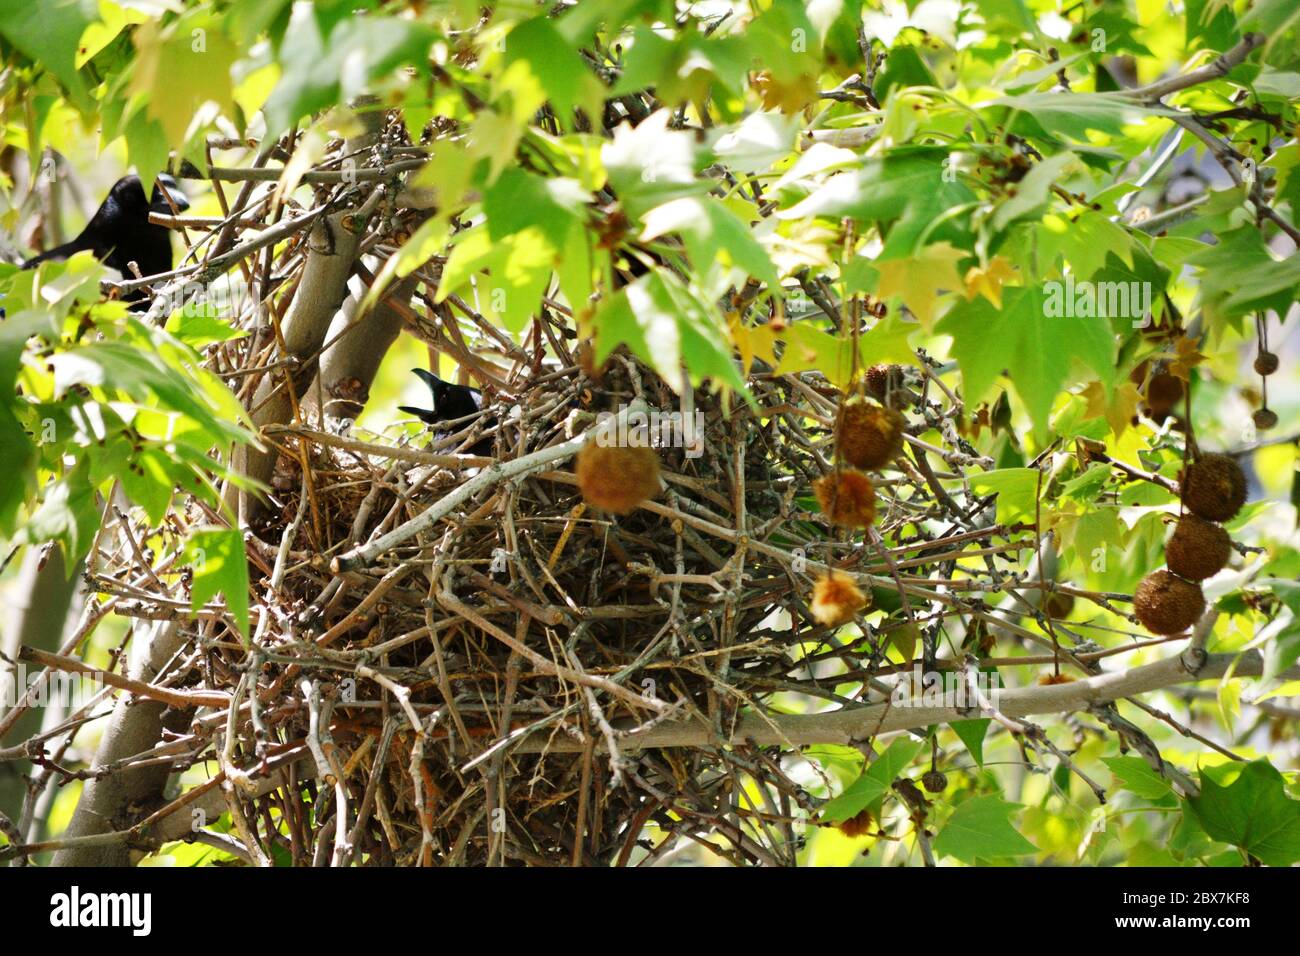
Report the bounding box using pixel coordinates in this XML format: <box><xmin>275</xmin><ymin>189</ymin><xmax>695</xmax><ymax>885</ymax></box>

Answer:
<box><xmin>873</xmin><ymin>242</ymin><xmax>965</xmax><ymax>329</ymax></box>
<box><xmin>1166</xmin><ymin>333</ymin><xmax>1208</xmax><ymax>381</ymax></box>
<box><xmin>773</xmin><ymin>323</ymin><xmax>860</xmax><ymax>389</ymax></box>
<box><xmin>729</xmin><ymin>314</ymin><xmax>779</xmax><ymax>376</ymax></box>
<box><xmin>130</xmin><ymin>14</ymin><xmax>236</xmax><ymax>146</ymax></box>
<box><xmin>1081</xmin><ymin>380</ymin><xmax>1140</xmax><ymax>437</ymax></box>
<box><xmin>963</xmin><ymin>256</ymin><xmax>1019</xmax><ymax>308</ymax></box>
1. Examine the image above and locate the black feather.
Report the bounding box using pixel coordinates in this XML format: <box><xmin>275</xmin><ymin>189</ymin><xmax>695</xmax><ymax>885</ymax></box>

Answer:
<box><xmin>21</xmin><ymin>174</ymin><xmax>189</xmax><ymax>306</ymax></box>
<box><xmin>402</xmin><ymin>368</ymin><xmax>495</xmax><ymax>456</ymax></box>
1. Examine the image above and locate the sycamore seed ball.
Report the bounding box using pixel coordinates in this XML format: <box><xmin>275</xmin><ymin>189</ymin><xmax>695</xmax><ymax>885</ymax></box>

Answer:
<box><xmin>836</xmin><ymin>398</ymin><xmax>906</xmax><ymax>470</ymax></box>
<box><xmin>809</xmin><ymin>570</ymin><xmax>870</xmax><ymax>627</ymax></box>
<box><xmin>1145</xmin><ymin>372</ymin><xmax>1185</xmax><ymax>415</ymax></box>
<box><xmin>813</xmin><ymin>469</ymin><xmax>877</xmax><ymax>528</ymax></box>
<box><xmin>1179</xmin><ymin>453</ymin><xmax>1247</xmax><ymax>522</ymax></box>
<box><xmin>1253</xmin><ymin>408</ymin><xmax>1278</xmax><ymax>431</ymax></box>
<box><xmin>1254</xmin><ymin>351</ymin><xmax>1279</xmax><ymax>376</ymax></box>
<box><xmin>1165</xmin><ymin>515</ymin><xmax>1231</xmax><ymax>581</ymax></box>
<box><xmin>1134</xmin><ymin>570</ymin><xmax>1206</xmax><ymax>635</ymax></box>
<box><xmin>575</xmin><ymin>442</ymin><xmax>660</xmax><ymax>514</ymax></box>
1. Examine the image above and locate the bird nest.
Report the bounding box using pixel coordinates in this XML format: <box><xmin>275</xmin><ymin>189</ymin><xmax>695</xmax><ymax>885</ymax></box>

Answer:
<box><xmin>101</xmin><ymin>301</ymin><xmax>1009</xmax><ymax>867</ymax></box>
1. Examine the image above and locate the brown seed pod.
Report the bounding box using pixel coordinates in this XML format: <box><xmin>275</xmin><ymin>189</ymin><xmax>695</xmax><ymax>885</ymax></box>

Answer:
<box><xmin>1165</xmin><ymin>514</ymin><xmax>1231</xmax><ymax>581</ymax></box>
<box><xmin>1134</xmin><ymin>570</ymin><xmax>1206</xmax><ymax>635</ymax></box>
<box><xmin>1043</xmin><ymin>591</ymin><xmax>1075</xmax><ymax>620</ymax></box>
<box><xmin>865</xmin><ymin>363</ymin><xmax>900</xmax><ymax>400</ymax></box>
<box><xmin>814</xmin><ymin>469</ymin><xmax>877</xmax><ymax>528</ymax></box>
<box><xmin>921</xmin><ymin>770</ymin><xmax>948</xmax><ymax>794</ymax></box>
<box><xmin>1179</xmin><ymin>453</ymin><xmax>1247</xmax><ymax>522</ymax></box>
<box><xmin>810</xmin><ymin>570</ymin><xmax>869</xmax><ymax>626</ymax></box>
<box><xmin>1253</xmin><ymin>408</ymin><xmax>1278</xmax><ymax>431</ymax></box>
<box><xmin>835</xmin><ymin>808</ymin><xmax>874</xmax><ymax>838</ymax></box>
<box><xmin>575</xmin><ymin>442</ymin><xmax>660</xmax><ymax>514</ymax></box>
<box><xmin>835</xmin><ymin>397</ymin><xmax>906</xmax><ymax>470</ymax></box>
<box><xmin>1254</xmin><ymin>351</ymin><xmax>1279</xmax><ymax>376</ymax></box>
<box><xmin>1145</xmin><ymin>372</ymin><xmax>1185</xmax><ymax>415</ymax></box>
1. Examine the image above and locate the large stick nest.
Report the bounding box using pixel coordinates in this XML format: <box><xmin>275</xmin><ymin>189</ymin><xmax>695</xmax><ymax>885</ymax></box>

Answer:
<box><xmin>86</xmin><ymin>115</ymin><xmax>1057</xmax><ymax>867</ymax></box>
<box><xmin>146</xmin><ymin>329</ymin><xmax>1015</xmax><ymax>866</ymax></box>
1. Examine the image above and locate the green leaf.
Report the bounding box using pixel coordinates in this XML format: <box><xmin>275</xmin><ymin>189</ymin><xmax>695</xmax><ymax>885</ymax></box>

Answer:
<box><xmin>594</xmin><ymin>270</ymin><xmax>749</xmax><ymax>398</ymax></box>
<box><xmin>502</xmin><ymin>17</ymin><xmax>604</xmax><ymax>125</ymax></box>
<box><xmin>934</xmin><ymin>795</ymin><xmax>1037</xmax><ymax>863</ymax></box>
<box><xmin>872</xmin><ymin>45</ymin><xmax>938</xmax><ymax>103</ymax></box>
<box><xmin>640</xmin><ymin>196</ymin><xmax>778</xmax><ymax>289</ymax></box>
<box><xmin>24</xmin><ymin>464</ymin><xmax>99</xmax><ymax>566</ymax></box>
<box><xmin>780</xmin><ymin>148</ymin><xmax>974</xmax><ymax>238</ymax></box>
<box><xmin>602</xmin><ymin>109</ymin><xmax>704</xmax><ymax>219</ymax></box>
<box><xmin>991</xmin><ymin>152</ymin><xmax>1075</xmax><ymax>232</ymax></box>
<box><xmin>1187</xmin><ymin>760</ymin><xmax>1300</xmax><ymax>866</ymax></box>
<box><xmin>950</xmin><ymin>719</ymin><xmax>990</xmax><ymax>767</ymax></box>
<box><xmin>1104</xmin><ymin>756</ymin><xmax>1175</xmax><ymax>800</ymax></box>
<box><xmin>130</xmin><ymin>11</ymin><xmax>237</xmax><ymax>147</ymax></box>
<box><xmin>938</xmin><ymin>286</ymin><xmax>1116</xmax><ymax>440</ymax></box>
<box><xmin>968</xmin><ymin>468</ymin><xmax>1038</xmax><ymax>524</ymax></box>
<box><xmin>0</xmin><ymin>402</ymin><xmax>36</xmax><ymax>536</ymax></box>
<box><xmin>483</xmin><ymin>168</ymin><xmax>587</xmax><ymax>249</ymax></box>
<box><xmin>184</xmin><ymin>528</ymin><xmax>250</xmax><ymax>641</ymax></box>
<box><xmin>821</xmin><ymin>738</ymin><xmax>923</xmax><ymax>822</ymax></box>
<box><xmin>262</xmin><ymin>8</ymin><xmax>438</xmax><ymax>138</ymax></box>
<box><xmin>0</xmin><ymin>0</ymin><xmax>96</xmax><ymax>110</ymax></box>
<box><xmin>993</xmin><ymin>92</ymin><xmax>1172</xmax><ymax>141</ymax></box>
<box><xmin>165</xmin><ymin>305</ymin><xmax>248</xmax><ymax>350</ymax></box>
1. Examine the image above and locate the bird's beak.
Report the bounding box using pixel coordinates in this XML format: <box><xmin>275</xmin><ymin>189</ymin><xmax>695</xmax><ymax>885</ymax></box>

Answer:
<box><xmin>151</xmin><ymin>176</ymin><xmax>190</xmax><ymax>214</ymax></box>
<box><xmin>411</xmin><ymin>367</ymin><xmax>443</xmax><ymax>409</ymax></box>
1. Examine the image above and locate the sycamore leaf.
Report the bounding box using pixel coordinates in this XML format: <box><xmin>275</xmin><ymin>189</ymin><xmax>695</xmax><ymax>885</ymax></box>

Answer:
<box><xmin>130</xmin><ymin>11</ymin><xmax>237</xmax><ymax>146</ymax></box>
<box><xmin>963</xmin><ymin>256</ymin><xmax>1019</xmax><ymax>309</ymax></box>
<box><xmin>937</xmin><ymin>287</ymin><xmax>1116</xmax><ymax>440</ymax></box>
<box><xmin>934</xmin><ymin>795</ymin><xmax>1037</xmax><ymax>863</ymax></box>
<box><xmin>1104</xmin><ymin>756</ymin><xmax>1175</xmax><ymax>801</ymax></box>
<box><xmin>1165</xmin><ymin>334</ymin><xmax>1208</xmax><ymax>381</ymax></box>
<box><xmin>502</xmin><ymin>16</ymin><xmax>604</xmax><ymax>125</ymax></box>
<box><xmin>1081</xmin><ymin>379</ymin><xmax>1140</xmax><ymax>437</ymax></box>
<box><xmin>858</xmin><ymin>313</ymin><xmax>921</xmax><ymax>368</ymax></box>
<box><xmin>821</xmin><ymin>738</ymin><xmax>923</xmax><ymax>822</ymax></box>
<box><xmin>772</xmin><ymin>323</ymin><xmax>859</xmax><ymax>390</ymax></box>
<box><xmin>729</xmin><ymin>315</ymin><xmax>779</xmax><ymax>376</ymax></box>
<box><xmin>969</xmin><ymin>468</ymin><xmax>1039</xmax><ymax>523</ymax></box>
<box><xmin>641</xmin><ymin>196</ymin><xmax>779</xmax><ymax>288</ymax></box>
<box><xmin>184</xmin><ymin>528</ymin><xmax>250</xmax><ymax>641</ymax></box>
<box><xmin>873</xmin><ymin>242</ymin><xmax>965</xmax><ymax>329</ymax></box>
<box><xmin>1187</xmin><ymin>760</ymin><xmax>1300</xmax><ymax>866</ymax></box>
<box><xmin>594</xmin><ymin>270</ymin><xmax>748</xmax><ymax>398</ymax></box>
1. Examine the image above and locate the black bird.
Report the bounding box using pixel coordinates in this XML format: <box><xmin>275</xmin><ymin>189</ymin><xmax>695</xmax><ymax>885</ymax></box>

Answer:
<box><xmin>22</xmin><ymin>174</ymin><xmax>189</xmax><ymax>297</ymax></box>
<box><xmin>399</xmin><ymin>368</ymin><xmax>496</xmax><ymax>457</ymax></box>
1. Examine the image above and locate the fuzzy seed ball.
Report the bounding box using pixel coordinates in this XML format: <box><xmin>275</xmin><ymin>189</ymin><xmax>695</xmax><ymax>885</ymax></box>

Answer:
<box><xmin>1253</xmin><ymin>352</ymin><xmax>1279</xmax><ymax>376</ymax></box>
<box><xmin>1179</xmin><ymin>453</ymin><xmax>1246</xmax><ymax>523</ymax></box>
<box><xmin>1134</xmin><ymin>570</ymin><xmax>1206</xmax><ymax>635</ymax></box>
<box><xmin>921</xmin><ymin>770</ymin><xmax>948</xmax><ymax>794</ymax></box>
<box><xmin>810</xmin><ymin>570</ymin><xmax>869</xmax><ymax>626</ymax></box>
<box><xmin>575</xmin><ymin>442</ymin><xmax>660</xmax><ymax>514</ymax></box>
<box><xmin>813</xmin><ymin>469</ymin><xmax>877</xmax><ymax>528</ymax></box>
<box><xmin>1165</xmin><ymin>514</ymin><xmax>1231</xmax><ymax>581</ymax></box>
<box><xmin>836</xmin><ymin>398</ymin><xmax>906</xmax><ymax>470</ymax></box>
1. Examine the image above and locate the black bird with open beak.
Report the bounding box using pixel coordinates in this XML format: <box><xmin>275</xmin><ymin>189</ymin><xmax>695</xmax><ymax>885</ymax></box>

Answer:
<box><xmin>22</xmin><ymin>173</ymin><xmax>189</xmax><ymax>293</ymax></box>
<box><xmin>399</xmin><ymin>368</ymin><xmax>495</xmax><ymax>457</ymax></box>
